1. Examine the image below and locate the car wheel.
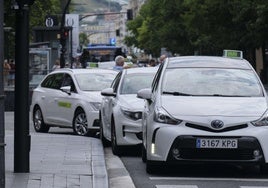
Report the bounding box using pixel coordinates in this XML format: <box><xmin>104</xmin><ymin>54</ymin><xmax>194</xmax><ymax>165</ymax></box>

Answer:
<box><xmin>73</xmin><ymin>109</ymin><xmax>90</xmax><ymax>136</ymax></box>
<box><xmin>142</xmin><ymin>144</ymin><xmax>147</xmax><ymax>163</ymax></box>
<box><xmin>33</xmin><ymin>106</ymin><xmax>50</xmax><ymax>133</ymax></box>
<box><xmin>99</xmin><ymin>114</ymin><xmax>110</xmax><ymax>147</ymax></box>
<box><xmin>111</xmin><ymin>120</ymin><xmax>122</xmax><ymax>156</ymax></box>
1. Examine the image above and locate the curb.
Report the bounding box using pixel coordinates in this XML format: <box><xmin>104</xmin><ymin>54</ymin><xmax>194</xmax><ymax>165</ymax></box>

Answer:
<box><xmin>104</xmin><ymin>148</ymin><xmax>136</xmax><ymax>188</ymax></box>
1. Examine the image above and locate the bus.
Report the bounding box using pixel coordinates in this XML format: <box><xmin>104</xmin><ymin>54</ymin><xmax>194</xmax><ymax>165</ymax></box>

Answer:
<box><xmin>81</xmin><ymin>45</ymin><xmax>125</xmax><ymax>68</ymax></box>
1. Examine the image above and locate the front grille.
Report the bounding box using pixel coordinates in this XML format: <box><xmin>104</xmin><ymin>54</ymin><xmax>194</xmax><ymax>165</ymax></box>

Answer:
<box><xmin>185</xmin><ymin>123</ymin><xmax>248</xmax><ymax>133</ymax></box>
<box><xmin>179</xmin><ymin>148</ymin><xmax>253</xmax><ymax>160</ymax></box>
<box><xmin>167</xmin><ymin>136</ymin><xmax>264</xmax><ymax>162</ymax></box>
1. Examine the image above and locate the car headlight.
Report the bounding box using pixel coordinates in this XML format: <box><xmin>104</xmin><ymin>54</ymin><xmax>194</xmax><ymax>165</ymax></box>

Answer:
<box><xmin>121</xmin><ymin>107</ymin><xmax>142</xmax><ymax>121</ymax></box>
<box><xmin>154</xmin><ymin>107</ymin><xmax>182</xmax><ymax>125</ymax></box>
<box><xmin>90</xmin><ymin>102</ymin><xmax>101</xmax><ymax>111</ymax></box>
<box><xmin>252</xmin><ymin>111</ymin><xmax>268</xmax><ymax>127</ymax></box>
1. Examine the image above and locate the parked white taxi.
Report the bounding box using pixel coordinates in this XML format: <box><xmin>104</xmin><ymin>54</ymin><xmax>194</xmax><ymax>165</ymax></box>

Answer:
<box><xmin>100</xmin><ymin>67</ymin><xmax>157</xmax><ymax>155</ymax></box>
<box><xmin>30</xmin><ymin>68</ymin><xmax>117</xmax><ymax>136</ymax></box>
<box><xmin>138</xmin><ymin>52</ymin><xmax>268</xmax><ymax>173</ymax></box>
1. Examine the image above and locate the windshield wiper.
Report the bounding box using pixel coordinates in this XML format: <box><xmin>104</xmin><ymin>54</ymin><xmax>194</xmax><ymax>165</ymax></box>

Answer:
<box><xmin>163</xmin><ymin>91</ymin><xmax>193</xmax><ymax>96</ymax></box>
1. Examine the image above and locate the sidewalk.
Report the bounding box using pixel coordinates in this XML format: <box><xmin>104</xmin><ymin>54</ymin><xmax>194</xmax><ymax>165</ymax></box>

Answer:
<box><xmin>4</xmin><ymin>112</ymin><xmax>108</xmax><ymax>188</ymax></box>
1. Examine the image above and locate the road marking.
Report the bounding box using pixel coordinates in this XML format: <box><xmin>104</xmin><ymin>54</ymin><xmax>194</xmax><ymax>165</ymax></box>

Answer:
<box><xmin>156</xmin><ymin>185</ymin><xmax>198</xmax><ymax>188</ymax></box>
<box><xmin>150</xmin><ymin>177</ymin><xmax>268</xmax><ymax>182</ymax></box>
<box><xmin>154</xmin><ymin>186</ymin><xmax>268</xmax><ymax>188</ymax></box>
<box><xmin>240</xmin><ymin>186</ymin><xmax>268</xmax><ymax>188</ymax></box>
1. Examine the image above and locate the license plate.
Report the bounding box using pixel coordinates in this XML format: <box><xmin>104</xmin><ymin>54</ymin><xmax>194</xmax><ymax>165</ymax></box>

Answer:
<box><xmin>196</xmin><ymin>138</ymin><xmax>238</xmax><ymax>149</ymax></box>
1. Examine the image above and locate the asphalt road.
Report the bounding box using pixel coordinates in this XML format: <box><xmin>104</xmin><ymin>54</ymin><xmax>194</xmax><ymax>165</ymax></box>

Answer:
<box><xmin>120</xmin><ymin>151</ymin><xmax>268</xmax><ymax>188</ymax></box>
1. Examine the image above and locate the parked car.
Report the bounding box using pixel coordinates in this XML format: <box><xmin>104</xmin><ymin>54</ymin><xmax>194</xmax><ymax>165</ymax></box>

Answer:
<box><xmin>30</xmin><ymin>68</ymin><xmax>117</xmax><ymax>136</ymax></box>
<box><xmin>138</xmin><ymin>53</ymin><xmax>268</xmax><ymax>173</ymax></box>
<box><xmin>100</xmin><ymin>67</ymin><xmax>157</xmax><ymax>155</ymax></box>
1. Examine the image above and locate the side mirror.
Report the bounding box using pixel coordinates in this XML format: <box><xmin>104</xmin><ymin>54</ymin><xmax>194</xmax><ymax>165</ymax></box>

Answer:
<box><xmin>137</xmin><ymin>88</ymin><xmax>152</xmax><ymax>100</ymax></box>
<box><xmin>61</xmin><ymin>86</ymin><xmax>71</xmax><ymax>95</ymax></box>
<box><xmin>101</xmin><ymin>88</ymin><xmax>116</xmax><ymax>97</ymax></box>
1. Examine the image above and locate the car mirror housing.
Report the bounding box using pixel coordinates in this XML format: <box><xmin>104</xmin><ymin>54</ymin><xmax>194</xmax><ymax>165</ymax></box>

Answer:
<box><xmin>60</xmin><ymin>86</ymin><xmax>71</xmax><ymax>95</ymax></box>
<box><xmin>101</xmin><ymin>87</ymin><xmax>116</xmax><ymax>97</ymax></box>
<box><xmin>137</xmin><ymin>88</ymin><xmax>152</xmax><ymax>100</ymax></box>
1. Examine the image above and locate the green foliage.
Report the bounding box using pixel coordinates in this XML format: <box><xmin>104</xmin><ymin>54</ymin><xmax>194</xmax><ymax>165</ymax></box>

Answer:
<box><xmin>126</xmin><ymin>0</ymin><xmax>268</xmax><ymax>56</ymax></box>
<box><xmin>79</xmin><ymin>33</ymin><xmax>89</xmax><ymax>48</ymax></box>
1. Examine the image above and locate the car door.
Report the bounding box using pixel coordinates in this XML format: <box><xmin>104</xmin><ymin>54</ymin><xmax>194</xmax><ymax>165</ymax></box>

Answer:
<box><xmin>102</xmin><ymin>72</ymin><xmax>122</xmax><ymax>140</ymax></box>
<box><xmin>40</xmin><ymin>73</ymin><xmax>65</xmax><ymax>124</ymax></box>
<box><xmin>53</xmin><ymin>73</ymin><xmax>78</xmax><ymax>126</ymax></box>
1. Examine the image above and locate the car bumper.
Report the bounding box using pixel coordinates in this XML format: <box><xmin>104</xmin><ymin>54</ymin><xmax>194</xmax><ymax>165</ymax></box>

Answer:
<box><xmin>86</xmin><ymin>110</ymin><xmax>100</xmax><ymax>130</ymax></box>
<box><xmin>114</xmin><ymin>112</ymin><xmax>142</xmax><ymax>146</ymax></box>
<box><xmin>146</xmin><ymin>123</ymin><xmax>268</xmax><ymax>164</ymax></box>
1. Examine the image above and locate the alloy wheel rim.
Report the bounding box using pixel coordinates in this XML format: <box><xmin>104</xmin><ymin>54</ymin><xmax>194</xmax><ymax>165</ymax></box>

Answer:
<box><xmin>74</xmin><ymin>113</ymin><xmax>88</xmax><ymax>135</ymax></box>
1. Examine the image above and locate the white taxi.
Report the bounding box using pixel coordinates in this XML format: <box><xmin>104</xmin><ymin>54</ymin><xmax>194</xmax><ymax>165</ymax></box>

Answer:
<box><xmin>138</xmin><ymin>51</ymin><xmax>268</xmax><ymax>173</ymax></box>
<box><xmin>30</xmin><ymin>68</ymin><xmax>117</xmax><ymax>136</ymax></box>
<box><xmin>100</xmin><ymin>67</ymin><xmax>157</xmax><ymax>155</ymax></box>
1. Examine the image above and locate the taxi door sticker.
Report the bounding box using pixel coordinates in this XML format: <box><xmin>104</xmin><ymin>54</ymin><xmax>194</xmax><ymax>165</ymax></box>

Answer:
<box><xmin>58</xmin><ymin>101</ymin><xmax>72</xmax><ymax>108</ymax></box>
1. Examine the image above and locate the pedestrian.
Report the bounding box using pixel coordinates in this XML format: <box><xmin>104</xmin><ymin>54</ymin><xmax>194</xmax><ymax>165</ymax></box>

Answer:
<box><xmin>158</xmin><ymin>54</ymin><xmax>167</xmax><ymax>65</ymax></box>
<box><xmin>80</xmin><ymin>49</ymin><xmax>90</xmax><ymax>68</ymax></box>
<box><xmin>3</xmin><ymin>59</ymin><xmax>10</xmax><ymax>86</ymax></box>
<box><xmin>148</xmin><ymin>59</ymin><xmax>157</xmax><ymax>67</ymax></box>
<box><xmin>8</xmin><ymin>59</ymin><xmax>15</xmax><ymax>86</ymax></box>
<box><xmin>52</xmin><ymin>59</ymin><xmax>60</xmax><ymax>71</ymax></box>
<box><xmin>113</xmin><ymin>55</ymin><xmax>125</xmax><ymax>71</ymax></box>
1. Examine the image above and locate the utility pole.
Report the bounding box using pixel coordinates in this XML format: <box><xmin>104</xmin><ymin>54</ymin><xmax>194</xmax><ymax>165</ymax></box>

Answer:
<box><xmin>60</xmin><ymin>0</ymin><xmax>71</xmax><ymax>68</ymax></box>
<box><xmin>14</xmin><ymin>0</ymin><xmax>35</xmax><ymax>173</ymax></box>
<box><xmin>0</xmin><ymin>1</ymin><xmax>6</xmax><ymax>187</ymax></box>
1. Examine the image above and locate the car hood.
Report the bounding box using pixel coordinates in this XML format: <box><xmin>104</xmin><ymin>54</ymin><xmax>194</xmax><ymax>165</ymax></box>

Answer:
<box><xmin>161</xmin><ymin>96</ymin><xmax>267</xmax><ymax>117</ymax></box>
<box><xmin>118</xmin><ymin>95</ymin><xmax>144</xmax><ymax>110</ymax></box>
<box><xmin>81</xmin><ymin>91</ymin><xmax>102</xmax><ymax>102</ymax></box>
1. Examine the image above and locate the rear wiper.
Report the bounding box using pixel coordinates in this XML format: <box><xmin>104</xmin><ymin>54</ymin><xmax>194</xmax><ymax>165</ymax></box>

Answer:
<box><xmin>163</xmin><ymin>91</ymin><xmax>193</xmax><ymax>96</ymax></box>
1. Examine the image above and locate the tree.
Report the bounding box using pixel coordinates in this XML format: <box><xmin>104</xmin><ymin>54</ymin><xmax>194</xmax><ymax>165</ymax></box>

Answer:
<box><xmin>125</xmin><ymin>0</ymin><xmax>268</xmax><ymax>58</ymax></box>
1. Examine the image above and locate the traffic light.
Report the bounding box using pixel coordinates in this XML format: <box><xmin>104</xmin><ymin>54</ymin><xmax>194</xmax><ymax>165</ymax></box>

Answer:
<box><xmin>127</xmin><ymin>9</ymin><xmax>133</xmax><ymax>20</ymax></box>
<box><xmin>60</xmin><ymin>27</ymin><xmax>69</xmax><ymax>40</ymax></box>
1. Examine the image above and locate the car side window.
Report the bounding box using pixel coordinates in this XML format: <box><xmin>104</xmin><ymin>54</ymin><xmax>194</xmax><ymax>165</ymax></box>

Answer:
<box><xmin>41</xmin><ymin>73</ymin><xmax>64</xmax><ymax>89</ymax></box>
<box><xmin>41</xmin><ymin>74</ymin><xmax>55</xmax><ymax>88</ymax></box>
<box><xmin>62</xmin><ymin>74</ymin><xmax>76</xmax><ymax>92</ymax></box>
<box><xmin>111</xmin><ymin>71</ymin><xmax>122</xmax><ymax>93</ymax></box>
<box><xmin>152</xmin><ymin>65</ymin><xmax>163</xmax><ymax>93</ymax></box>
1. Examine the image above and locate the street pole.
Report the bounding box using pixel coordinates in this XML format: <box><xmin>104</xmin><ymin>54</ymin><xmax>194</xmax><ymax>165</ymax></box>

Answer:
<box><xmin>14</xmin><ymin>2</ymin><xmax>31</xmax><ymax>173</ymax></box>
<box><xmin>60</xmin><ymin>0</ymin><xmax>71</xmax><ymax>68</ymax></box>
<box><xmin>0</xmin><ymin>0</ymin><xmax>6</xmax><ymax>186</ymax></box>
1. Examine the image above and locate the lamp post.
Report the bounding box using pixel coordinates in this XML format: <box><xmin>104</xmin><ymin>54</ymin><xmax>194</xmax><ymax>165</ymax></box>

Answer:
<box><xmin>14</xmin><ymin>0</ymin><xmax>35</xmax><ymax>173</ymax></box>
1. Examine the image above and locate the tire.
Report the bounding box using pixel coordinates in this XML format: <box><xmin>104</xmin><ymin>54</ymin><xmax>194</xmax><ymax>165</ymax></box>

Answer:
<box><xmin>142</xmin><ymin>144</ymin><xmax>147</xmax><ymax>163</ymax></box>
<box><xmin>73</xmin><ymin>109</ymin><xmax>90</xmax><ymax>136</ymax></box>
<box><xmin>33</xmin><ymin>106</ymin><xmax>50</xmax><ymax>133</ymax></box>
<box><xmin>111</xmin><ymin>120</ymin><xmax>122</xmax><ymax>156</ymax></box>
<box><xmin>99</xmin><ymin>114</ymin><xmax>110</xmax><ymax>147</ymax></box>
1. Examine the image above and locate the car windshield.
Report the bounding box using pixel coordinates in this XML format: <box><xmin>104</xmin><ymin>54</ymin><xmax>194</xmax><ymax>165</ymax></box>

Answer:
<box><xmin>120</xmin><ymin>73</ymin><xmax>155</xmax><ymax>94</ymax></box>
<box><xmin>75</xmin><ymin>73</ymin><xmax>116</xmax><ymax>91</ymax></box>
<box><xmin>162</xmin><ymin>68</ymin><xmax>263</xmax><ymax>97</ymax></box>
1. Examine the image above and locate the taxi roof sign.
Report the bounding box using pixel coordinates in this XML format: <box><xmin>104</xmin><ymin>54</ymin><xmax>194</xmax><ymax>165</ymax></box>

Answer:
<box><xmin>223</xmin><ymin>50</ymin><xmax>243</xmax><ymax>59</ymax></box>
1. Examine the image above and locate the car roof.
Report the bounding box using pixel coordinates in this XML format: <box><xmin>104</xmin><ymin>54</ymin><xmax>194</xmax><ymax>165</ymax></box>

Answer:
<box><xmin>167</xmin><ymin>56</ymin><xmax>252</xmax><ymax>69</ymax></box>
<box><xmin>123</xmin><ymin>67</ymin><xmax>158</xmax><ymax>74</ymax></box>
<box><xmin>51</xmin><ymin>68</ymin><xmax>117</xmax><ymax>74</ymax></box>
